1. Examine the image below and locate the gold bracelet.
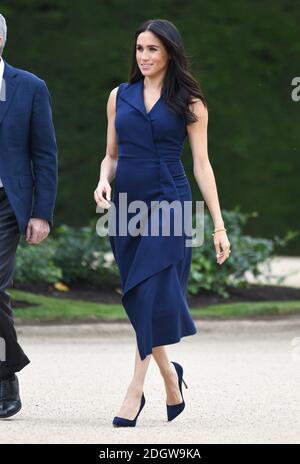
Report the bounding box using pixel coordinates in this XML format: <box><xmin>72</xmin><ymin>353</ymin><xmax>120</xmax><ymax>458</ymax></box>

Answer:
<box><xmin>212</xmin><ymin>227</ymin><xmax>227</xmax><ymax>237</ymax></box>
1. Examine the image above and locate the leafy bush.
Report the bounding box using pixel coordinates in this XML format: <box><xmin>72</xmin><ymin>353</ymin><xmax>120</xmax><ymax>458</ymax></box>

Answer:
<box><xmin>52</xmin><ymin>221</ymin><xmax>119</xmax><ymax>286</ymax></box>
<box><xmin>188</xmin><ymin>208</ymin><xmax>295</xmax><ymax>297</ymax></box>
<box><xmin>14</xmin><ymin>210</ymin><xmax>295</xmax><ymax>297</ymax></box>
<box><xmin>15</xmin><ymin>238</ymin><xmax>62</xmax><ymax>284</ymax></box>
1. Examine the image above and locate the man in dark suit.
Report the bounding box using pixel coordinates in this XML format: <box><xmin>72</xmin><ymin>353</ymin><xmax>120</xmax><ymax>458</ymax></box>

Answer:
<box><xmin>0</xmin><ymin>14</ymin><xmax>58</xmax><ymax>418</ymax></box>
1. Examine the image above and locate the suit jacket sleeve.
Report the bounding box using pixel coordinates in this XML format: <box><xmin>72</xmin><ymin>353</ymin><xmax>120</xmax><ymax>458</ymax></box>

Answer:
<box><xmin>30</xmin><ymin>79</ymin><xmax>58</xmax><ymax>230</ymax></box>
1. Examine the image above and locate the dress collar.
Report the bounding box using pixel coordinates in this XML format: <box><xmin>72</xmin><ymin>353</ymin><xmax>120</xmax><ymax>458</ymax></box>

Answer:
<box><xmin>119</xmin><ymin>78</ymin><xmax>162</xmax><ymax>120</ymax></box>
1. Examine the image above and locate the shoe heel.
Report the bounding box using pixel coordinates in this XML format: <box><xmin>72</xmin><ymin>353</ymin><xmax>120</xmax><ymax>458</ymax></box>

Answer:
<box><xmin>112</xmin><ymin>392</ymin><xmax>146</xmax><ymax>427</ymax></box>
<box><xmin>166</xmin><ymin>362</ymin><xmax>188</xmax><ymax>422</ymax></box>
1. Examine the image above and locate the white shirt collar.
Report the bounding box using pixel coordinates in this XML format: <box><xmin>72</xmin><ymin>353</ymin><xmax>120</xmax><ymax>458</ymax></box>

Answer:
<box><xmin>0</xmin><ymin>57</ymin><xmax>4</xmax><ymax>85</ymax></box>
<box><xmin>0</xmin><ymin>57</ymin><xmax>4</xmax><ymax>185</ymax></box>
<box><xmin>0</xmin><ymin>58</ymin><xmax>4</xmax><ymax>88</ymax></box>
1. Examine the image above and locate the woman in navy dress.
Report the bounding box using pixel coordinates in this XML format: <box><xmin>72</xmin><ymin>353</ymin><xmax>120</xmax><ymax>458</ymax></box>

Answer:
<box><xmin>94</xmin><ymin>19</ymin><xmax>231</xmax><ymax>426</ymax></box>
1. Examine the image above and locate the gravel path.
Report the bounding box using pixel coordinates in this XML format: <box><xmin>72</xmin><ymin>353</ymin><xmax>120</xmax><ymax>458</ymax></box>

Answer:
<box><xmin>1</xmin><ymin>317</ymin><xmax>300</xmax><ymax>444</ymax></box>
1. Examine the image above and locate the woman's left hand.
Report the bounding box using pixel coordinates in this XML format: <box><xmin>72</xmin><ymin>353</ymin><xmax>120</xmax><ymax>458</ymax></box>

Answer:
<box><xmin>213</xmin><ymin>231</ymin><xmax>231</xmax><ymax>265</ymax></box>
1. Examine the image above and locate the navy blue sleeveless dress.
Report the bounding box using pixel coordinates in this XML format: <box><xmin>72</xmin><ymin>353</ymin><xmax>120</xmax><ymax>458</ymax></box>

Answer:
<box><xmin>109</xmin><ymin>78</ymin><xmax>197</xmax><ymax>360</ymax></box>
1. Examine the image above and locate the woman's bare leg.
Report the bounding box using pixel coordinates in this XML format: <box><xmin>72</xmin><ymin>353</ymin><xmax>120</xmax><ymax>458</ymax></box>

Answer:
<box><xmin>152</xmin><ymin>345</ymin><xmax>183</xmax><ymax>405</ymax></box>
<box><xmin>115</xmin><ymin>344</ymin><xmax>151</xmax><ymax>420</ymax></box>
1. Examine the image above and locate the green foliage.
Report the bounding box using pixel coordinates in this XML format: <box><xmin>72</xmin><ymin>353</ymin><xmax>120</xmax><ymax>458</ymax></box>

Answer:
<box><xmin>52</xmin><ymin>222</ymin><xmax>119</xmax><ymax>285</ymax></box>
<box><xmin>188</xmin><ymin>209</ymin><xmax>279</xmax><ymax>297</ymax></box>
<box><xmin>15</xmin><ymin>238</ymin><xmax>62</xmax><ymax>284</ymax></box>
<box><xmin>10</xmin><ymin>289</ymin><xmax>300</xmax><ymax>322</ymax></box>
<box><xmin>15</xmin><ymin>221</ymin><xmax>120</xmax><ymax>287</ymax></box>
<box><xmin>14</xmin><ymin>209</ymin><xmax>295</xmax><ymax>298</ymax></box>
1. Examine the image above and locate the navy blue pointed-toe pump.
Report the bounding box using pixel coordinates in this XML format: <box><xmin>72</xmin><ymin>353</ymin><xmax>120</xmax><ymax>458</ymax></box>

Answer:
<box><xmin>166</xmin><ymin>361</ymin><xmax>188</xmax><ymax>422</ymax></box>
<box><xmin>112</xmin><ymin>392</ymin><xmax>146</xmax><ymax>427</ymax></box>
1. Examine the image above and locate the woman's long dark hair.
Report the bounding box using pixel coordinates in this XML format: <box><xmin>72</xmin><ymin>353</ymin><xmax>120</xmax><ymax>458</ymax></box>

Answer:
<box><xmin>128</xmin><ymin>19</ymin><xmax>208</xmax><ymax>124</ymax></box>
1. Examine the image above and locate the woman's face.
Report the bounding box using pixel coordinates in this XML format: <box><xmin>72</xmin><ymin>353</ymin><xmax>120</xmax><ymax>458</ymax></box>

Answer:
<box><xmin>136</xmin><ymin>31</ymin><xmax>170</xmax><ymax>77</ymax></box>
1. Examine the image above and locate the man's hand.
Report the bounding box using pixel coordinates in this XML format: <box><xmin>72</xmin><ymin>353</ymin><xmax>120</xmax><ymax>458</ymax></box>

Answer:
<box><xmin>25</xmin><ymin>218</ymin><xmax>50</xmax><ymax>245</ymax></box>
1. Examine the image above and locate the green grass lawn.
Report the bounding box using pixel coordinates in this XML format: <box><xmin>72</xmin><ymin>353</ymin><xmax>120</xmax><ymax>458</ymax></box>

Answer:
<box><xmin>9</xmin><ymin>289</ymin><xmax>300</xmax><ymax>322</ymax></box>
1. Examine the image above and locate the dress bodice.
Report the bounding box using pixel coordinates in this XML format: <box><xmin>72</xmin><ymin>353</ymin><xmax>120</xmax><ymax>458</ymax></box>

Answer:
<box><xmin>115</xmin><ymin>79</ymin><xmax>187</xmax><ymax>160</ymax></box>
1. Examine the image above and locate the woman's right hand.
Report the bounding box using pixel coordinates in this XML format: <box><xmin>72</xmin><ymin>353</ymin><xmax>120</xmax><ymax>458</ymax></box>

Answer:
<box><xmin>94</xmin><ymin>178</ymin><xmax>111</xmax><ymax>209</ymax></box>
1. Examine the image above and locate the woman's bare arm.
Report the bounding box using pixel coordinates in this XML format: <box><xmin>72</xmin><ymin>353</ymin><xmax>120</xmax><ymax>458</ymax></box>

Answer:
<box><xmin>94</xmin><ymin>86</ymin><xmax>119</xmax><ymax>208</ymax></box>
<box><xmin>187</xmin><ymin>99</ymin><xmax>231</xmax><ymax>264</ymax></box>
<box><xmin>187</xmin><ymin>99</ymin><xmax>224</xmax><ymax>228</ymax></box>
